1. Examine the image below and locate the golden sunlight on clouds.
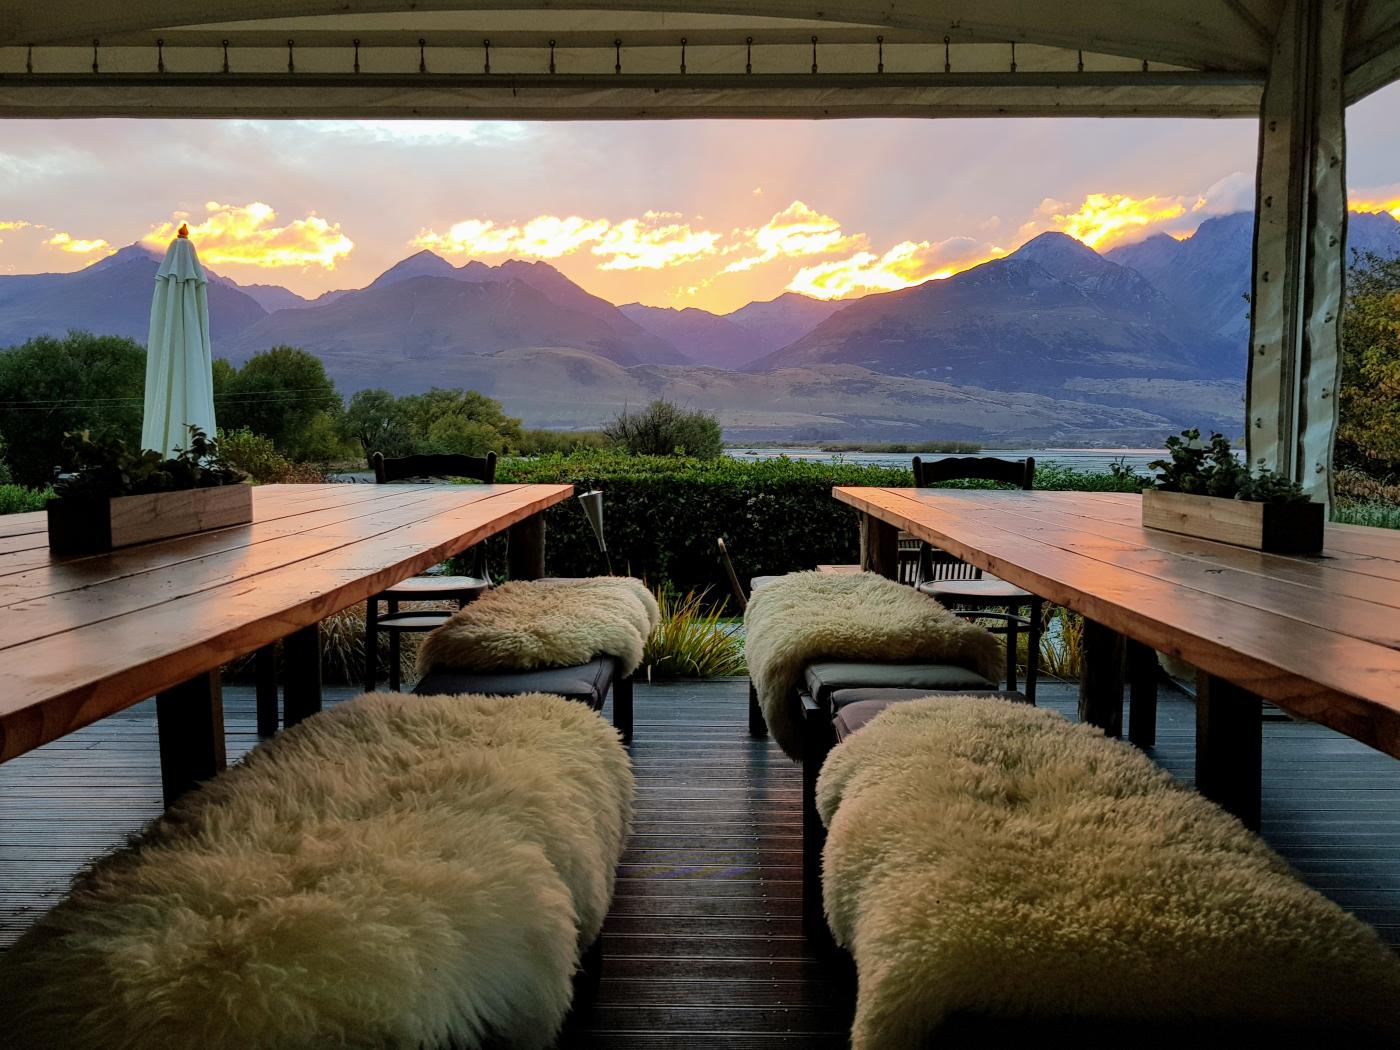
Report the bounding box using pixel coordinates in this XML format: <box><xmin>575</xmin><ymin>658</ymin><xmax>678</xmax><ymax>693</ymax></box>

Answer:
<box><xmin>144</xmin><ymin>202</ymin><xmax>354</xmax><ymax>270</ymax></box>
<box><xmin>723</xmin><ymin>201</ymin><xmax>861</xmax><ymax>274</ymax></box>
<box><xmin>1030</xmin><ymin>193</ymin><xmax>1188</xmax><ymax>249</ymax></box>
<box><xmin>1350</xmin><ymin>195</ymin><xmax>1400</xmax><ymax>220</ymax></box>
<box><xmin>786</xmin><ymin>238</ymin><xmax>1006</xmax><ymax>300</ymax></box>
<box><xmin>0</xmin><ymin>220</ymin><xmax>30</xmax><ymax>242</ymax></box>
<box><xmin>413</xmin><ymin>211</ymin><xmax>719</xmax><ymax>271</ymax></box>
<box><xmin>46</xmin><ymin>231</ymin><xmax>112</xmax><ymax>255</ymax></box>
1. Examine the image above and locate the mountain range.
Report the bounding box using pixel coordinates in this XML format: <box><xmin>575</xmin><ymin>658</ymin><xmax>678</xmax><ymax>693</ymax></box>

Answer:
<box><xmin>1</xmin><ymin>209</ymin><xmax>1396</xmax><ymax>443</ymax></box>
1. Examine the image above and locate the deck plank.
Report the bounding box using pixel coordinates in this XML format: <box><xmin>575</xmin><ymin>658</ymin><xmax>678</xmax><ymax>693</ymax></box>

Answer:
<box><xmin>1</xmin><ymin>675</ymin><xmax>1398</xmax><ymax>1047</ymax></box>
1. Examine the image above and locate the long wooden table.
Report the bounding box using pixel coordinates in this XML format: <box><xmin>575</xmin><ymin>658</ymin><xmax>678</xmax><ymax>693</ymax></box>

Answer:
<box><xmin>834</xmin><ymin>487</ymin><xmax>1400</xmax><ymax>827</ymax></box>
<box><xmin>0</xmin><ymin>482</ymin><xmax>572</xmax><ymax>799</ymax></box>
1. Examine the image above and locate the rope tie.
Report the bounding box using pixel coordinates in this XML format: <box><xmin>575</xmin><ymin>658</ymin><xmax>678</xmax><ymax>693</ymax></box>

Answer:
<box><xmin>25</xmin><ymin>44</ymin><xmax>32</xmax><ymax>74</ymax></box>
<box><xmin>877</xmin><ymin>35</ymin><xmax>884</xmax><ymax>74</ymax></box>
<box><xmin>1077</xmin><ymin>49</ymin><xmax>1084</xmax><ymax>72</ymax></box>
<box><xmin>353</xmin><ymin>39</ymin><xmax>360</xmax><ymax>73</ymax></box>
<box><xmin>811</xmin><ymin>36</ymin><xmax>818</xmax><ymax>74</ymax></box>
<box><xmin>614</xmin><ymin>38</ymin><xmax>621</xmax><ymax>74</ymax></box>
<box><xmin>419</xmin><ymin>38</ymin><xmax>427</xmax><ymax>74</ymax></box>
<box><xmin>548</xmin><ymin>39</ymin><xmax>556</xmax><ymax>74</ymax></box>
<box><xmin>745</xmin><ymin>36</ymin><xmax>752</xmax><ymax>74</ymax></box>
<box><xmin>680</xmin><ymin>37</ymin><xmax>686</xmax><ymax>74</ymax></box>
<box><xmin>944</xmin><ymin>36</ymin><xmax>951</xmax><ymax>73</ymax></box>
<box><xmin>287</xmin><ymin>39</ymin><xmax>295</xmax><ymax>74</ymax></box>
<box><xmin>91</xmin><ymin>40</ymin><xmax>98</xmax><ymax>75</ymax></box>
<box><xmin>222</xmin><ymin>39</ymin><xmax>230</xmax><ymax>73</ymax></box>
<box><xmin>483</xmin><ymin>39</ymin><xmax>491</xmax><ymax>74</ymax></box>
<box><xmin>1010</xmin><ymin>41</ymin><xmax>1016</xmax><ymax>73</ymax></box>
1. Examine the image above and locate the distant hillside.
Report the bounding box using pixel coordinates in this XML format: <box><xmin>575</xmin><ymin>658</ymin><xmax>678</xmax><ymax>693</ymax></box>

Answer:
<box><xmin>619</xmin><ymin>303</ymin><xmax>771</xmax><ymax>369</ymax></box>
<box><xmin>0</xmin><ymin>244</ymin><xmax>268</xmax><ymax>347</ymax></box>
<box><xmin>1106</xmin><ymin>209</ymin><xmax>1400</xmax><ymax>346</ymax></box>
<box><xmin>726</xmin><ymin>292</ymin><xmax>845</xmax><ymax>352</ymax></box>
<box><xmin>759</xmin><ymin>232</ymin><xmax>1241</xmax><ymax>414</ymax></box>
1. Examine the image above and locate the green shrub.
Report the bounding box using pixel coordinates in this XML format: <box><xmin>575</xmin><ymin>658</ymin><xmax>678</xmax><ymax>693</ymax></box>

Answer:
<box><xmin>218</xmin><ymin>427</ymin><xmax>293</xmax><ymax>483</ymax></box>
<box><xmin>0</xmin><ymin>483</ymin><xmax>53</xmax><ymax>515</ymax></box>
<box><xmin>642</xmin><ymin>587</ymin><xmax>746</xmax><ymax>679</ymax></box>
<box><xmin>516</xmin><ymin>429</ymin><xmax>611</xmax><ymax>455</ymax></box>
<box><xmin>603</xmin><ymin>400</ymin><xmax>723</xmax><ymax>458</ymax></box>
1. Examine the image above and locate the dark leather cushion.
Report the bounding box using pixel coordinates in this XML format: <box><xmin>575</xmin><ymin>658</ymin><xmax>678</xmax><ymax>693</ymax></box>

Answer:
<box><xmin>413</xmin><ymin>657</ymin><xmax>616</xmax><ymax>710</ymax></box>
<box><xmin>805</xmin><ymin>661</ymin><xmax>995</xmax><ymax>709</ymax></box>
<box><xmin>833</xmin><ymin>691</ymin><xmax>1028</xmax><ymax>741</ymax></box>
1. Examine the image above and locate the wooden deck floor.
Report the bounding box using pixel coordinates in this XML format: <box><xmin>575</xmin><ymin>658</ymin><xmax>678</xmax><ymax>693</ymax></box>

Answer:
<box><xmin>2</xmin><ymin>677</ymin><xmax>1399</xmax><ymax>1047</ymax></box>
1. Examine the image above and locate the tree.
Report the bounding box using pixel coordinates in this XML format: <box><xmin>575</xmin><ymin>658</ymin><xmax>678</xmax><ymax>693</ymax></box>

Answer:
<box><xmin>604</xmin><ymin>399</ymin><xmax>724</xmax><ymax>458</ymax></box>
<box><xmin>0</xmin><ymin>332</ymin><xmax>145</xmax><ymax>485</ymax></box>
<box><xmin>341</xmin><ymin>388</ymin><xmax>414</xmax><ymax>463</ymax></box>
<box><xmin>1338</xmin><ymin>254</ymin><xmax>1400</xmax><ymax>476</ymax></box>
<box><xmin>216</xmin><ymin>346</ymin><xmax>346</xmax><ymax>461</ymax></box>
<box><xmin>343</xmin><ymin>386</ymin><xmax>524</xmax><ymax>464</ymax></box>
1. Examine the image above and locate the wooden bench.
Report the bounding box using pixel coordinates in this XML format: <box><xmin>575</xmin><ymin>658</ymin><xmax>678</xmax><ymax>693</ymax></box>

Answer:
<box><xmin>0</xmin><ymin>692</ymin><xmax>634</xmax><ymax>1050</ymax></box>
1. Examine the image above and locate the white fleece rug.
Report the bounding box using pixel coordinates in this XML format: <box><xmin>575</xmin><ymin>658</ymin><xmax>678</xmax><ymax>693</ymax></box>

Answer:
<box><xmin>817</xmin><ymin>697</ymin><xmax>1400</xmax><ymax>1047</ymax></box>
<box><xmin>0</xmin><ymin>692</ymin><xmax>634</xmax><ymax>1050</ymax></box>
<box><xmin>744</xmin><ymin>571</ymin><xmax>1002</xmax><ymax>758</ymax></box>
<box><xmin>418</xmin><ymin>575</ymin><xmax>660</xmax><ymax>678</ymax></box>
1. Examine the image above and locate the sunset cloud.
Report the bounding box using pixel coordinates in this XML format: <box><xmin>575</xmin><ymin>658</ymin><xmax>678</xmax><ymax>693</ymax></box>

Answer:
<box><xmin>787</xmin><ymin>237</ymin><xmax>1006</xmax><ymax>300</ymax></box>
<box><xmin>1350</xmin><ymin>185</ymin><xmax>1400</xmax><ymax>220</ymax></box>
<box><xmin>1021</xmin><ymin>193</ymin><xmax>1189</xmax><ymax>249</ymax></box>
<box><xmin>723</xmin><ymin>201</ymin><xmax>862</xmax><ymax>274</ymax></box>
<box><xmin>46</xmin><ymin>231</ymin><xmax>112</xmax><ymax>255</ymax></box>
<box><xmin>144</xmin><ymin>202</ymin><xmax>354</xmax><ymax>270</ymax></box>
<box><xmin>0</xmin><ymin>220</ymin><xmax>30</xmax><ymax>243</ymax></box>
<box><xmin>412</xmin><ymin>211</ymin><xmax>720</xmax><ymax>271</ymax></box>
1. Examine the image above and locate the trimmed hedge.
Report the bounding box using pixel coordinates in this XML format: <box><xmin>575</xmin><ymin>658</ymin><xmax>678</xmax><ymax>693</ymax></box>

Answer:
<box><xmin>462</xmin><ymin>451</ymin><xmax>1140</xmax><ymax>595</ymax></box>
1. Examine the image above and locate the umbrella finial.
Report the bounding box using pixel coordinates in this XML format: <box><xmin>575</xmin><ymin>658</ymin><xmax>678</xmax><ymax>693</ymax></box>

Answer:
<box><xmin>177</xmin><ymin>223</ymin><xmax>189</xmax><ymax>239</ymax></box>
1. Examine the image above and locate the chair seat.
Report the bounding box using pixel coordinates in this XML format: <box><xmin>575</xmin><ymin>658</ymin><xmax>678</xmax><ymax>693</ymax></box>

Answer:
<box><xmin>834</xmin><ymin>691</ymin><xmax>1027</xmax><ymax>741</ymax></box>
<box><xmin>413</xmin><ymin>656</ymin><xmax>617</xmax><ymax>710</ymax></box>
<box><xmin>380</xmin><ymin>575</ymin><xmax>490</xmax><ymax>601</ymax></box>
<box><xmin>376</xmin><ymin>610</ymin><xmax>454</xmax><ymax>631</ymax></box>
<box><xmin>919</xmin><ymin>577</ymin><xmax>1033</xmax><ymax>602</ymax></box>
<box><xmin>805</xmin><ymin>661</ymin><xmax>996</xmax><ymax>709</ymax></box>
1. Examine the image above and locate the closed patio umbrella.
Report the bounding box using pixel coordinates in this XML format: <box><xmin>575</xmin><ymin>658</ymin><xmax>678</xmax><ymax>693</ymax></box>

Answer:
<box><xmin>141</xmin><ymin>224</ymin><xmax>215</xmax><ymax>456</ymax></box>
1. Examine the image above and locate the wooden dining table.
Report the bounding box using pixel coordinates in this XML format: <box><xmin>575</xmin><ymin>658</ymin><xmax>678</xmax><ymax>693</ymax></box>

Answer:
<box><xmin>0</xmin><ymin>482</ymin><xmax>572</xmax><ymax>802</ymax></box>
<box><xmin>834</xmin><ymin>486</ymin><xmax>1400</xmax><ymax>828</ymax></box>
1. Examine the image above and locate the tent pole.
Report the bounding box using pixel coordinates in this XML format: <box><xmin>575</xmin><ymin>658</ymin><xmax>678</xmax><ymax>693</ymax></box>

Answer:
<box><xmin>1246</xmin><ymin>0</ymin><xmax>1348</xmax><ymax>506</ymax></box>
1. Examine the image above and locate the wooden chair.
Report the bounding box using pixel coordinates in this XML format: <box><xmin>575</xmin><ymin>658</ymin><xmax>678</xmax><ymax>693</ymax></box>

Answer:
<box><xmin>366</xmin><ymin>451</ymin><xmax>498</xmax><ymax>691</ymax></box>
<box><xmin>911</xmin><ymin>455</ymin><xmax>1044</xmax><ymax>701</ymax></box>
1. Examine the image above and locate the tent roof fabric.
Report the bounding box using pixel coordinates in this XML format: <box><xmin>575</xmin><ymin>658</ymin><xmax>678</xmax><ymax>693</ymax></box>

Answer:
<box><xmin>0</xmin><ymin>1</ymin><xmax>1396</xmax><ymax>118</ymax></box>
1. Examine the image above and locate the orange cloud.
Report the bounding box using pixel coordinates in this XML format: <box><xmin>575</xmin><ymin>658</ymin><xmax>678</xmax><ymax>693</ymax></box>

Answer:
<box><xmin>1350</xmin><ymin>195</ymin><xmax>1400</xmax><ymax>220</ymax></box>
<box><xmin>0</xmin><ymin>220</ymin><xmax>30</xmax><ymax>243</ymax></box>
<box><xmin>413</xmin><ymin>211</ymin><xmax>719</xmax><ymax>271</ymax></box>
<box><xmin>1023</xmin><ymin>193</ymin><xmax>1189</xmax><ymax>249</ymax></box>
<box><xmin>787</xmin><ymin>237</ymin><xmax>1005</xmax><ymax>300</ymax></box>
<box><xmin>46</xmin><ymin>231</ymin><xmax>113</xmax><ymax>255</ymax></box>
<box><xmin>144</xmin><ymin>202</ymin><xmax>354</xmax><ymax>270</ymax></box>
<box><xmin>724</xmin><ymin>201</ymin><xmax>861</xmax><ymax>274</ymax></box>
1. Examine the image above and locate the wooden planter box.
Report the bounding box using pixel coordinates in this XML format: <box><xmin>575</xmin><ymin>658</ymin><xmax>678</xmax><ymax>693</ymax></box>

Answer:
<box><xmin>1141</xmin><ymin>489</ymin><xmax>1324</xmax><ymax>554</ymax></box>
<box><xmin>47</xmin><ymin>484</ymin><xmax>253</xmax><ymax>555</ymax></box>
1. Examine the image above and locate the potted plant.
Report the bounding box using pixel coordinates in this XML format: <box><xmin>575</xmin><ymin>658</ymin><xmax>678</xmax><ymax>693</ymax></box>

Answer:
<box><xmin>1141</xmin><ymin>429</ymin><xmax>1324</xmax><ymax>554</ymax></box>
<box><xmin>46</xmin><ymin>427</ymin><xmax>252</xmax><ymax>554</ymax></box>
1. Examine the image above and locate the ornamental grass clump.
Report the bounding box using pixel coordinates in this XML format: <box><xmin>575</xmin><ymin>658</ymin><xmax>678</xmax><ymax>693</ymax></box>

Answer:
<box><xmin>642</xmin><ymin>586</ymin><xmax>746</xmax><ymax>679</ymax></box>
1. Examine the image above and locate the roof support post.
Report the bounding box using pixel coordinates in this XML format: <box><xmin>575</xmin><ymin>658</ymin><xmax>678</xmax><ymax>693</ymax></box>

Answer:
<box><xmin>1247</xmin><ymin>0</ymin><xmax>1348</xmax><ymax>504</ymax></box>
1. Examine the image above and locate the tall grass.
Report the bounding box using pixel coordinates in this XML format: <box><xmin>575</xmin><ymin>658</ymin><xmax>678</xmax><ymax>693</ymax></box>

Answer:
<box><xmin>0</xmin><ymin>484</ymin><xmax>52</xmax><ymax>514</ymax></box>
<box><xmin>643</xmin><ymin>587</ymin><xmax>746</xmax><ymax>679</ymax></box>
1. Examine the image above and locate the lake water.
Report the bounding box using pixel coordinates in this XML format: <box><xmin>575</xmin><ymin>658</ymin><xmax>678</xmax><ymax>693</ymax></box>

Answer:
<box><xmin>726</xmin><ymin>447</ymin><xmax>1165</xmax><ymax>473</ymax></box>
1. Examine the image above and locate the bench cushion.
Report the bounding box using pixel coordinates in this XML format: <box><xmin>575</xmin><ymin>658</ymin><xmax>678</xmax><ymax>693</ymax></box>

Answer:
<box><xmin>816</xmin><ymin>697</ymin><xmax>1400</xmax><ymax>1045</ymax></box>
<box><xmin>415</xmin><ymin>656</ymin><xmax>617</xmax><ymax>710</ymax></box>
<box><xmin>0</xmin><ymin>692</ymin><xmax>635</xmax><ymax>1050</ymax></box>
<box><xmin>805</xmin><ymin>661</ymin><xmax>995</xmax><ymax>709</ymax></box>
<box><xmin>832</xmin><ymin>691</ymin><xmax>1026</xmax><ymax>740</ymax></box>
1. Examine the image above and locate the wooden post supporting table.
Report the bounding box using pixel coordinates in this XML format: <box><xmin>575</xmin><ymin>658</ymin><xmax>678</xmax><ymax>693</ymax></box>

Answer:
<box><xmin>1126</xmin><ymin>640</ymin><xmax>1159</xmax><ymax>748</ymax></box>
<box><xmin>155</xmin><ymin>670</ymin><xmax>226</xmax><ymax>806</ymax></box>
<box><xmin>1078</xmin><ymin>619</ymin><xmax>1125</xmax><ymax>738</ymax></box>
<box><xmin>859</xmin><ymin>513</ymin><xmax>899</xmax><ymax>579</ymax></box>
<box><xmin>508</xmin><ymin>512</ymin><xmax>547</xmax><ymax>581</ymax></box>
<box><xmin>282</xmin><ymin>625</ymin><xmax>323</xmax><ymax>727</ymax></box>
<box><xmin>1196</xmin><ymin>673</ymin><xmax>1263</xmax><ymax>830</ymax></box>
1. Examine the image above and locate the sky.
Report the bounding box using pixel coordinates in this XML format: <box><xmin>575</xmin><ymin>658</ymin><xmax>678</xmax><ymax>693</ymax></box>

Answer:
<box><xmin>1</xmin><ymin>82</ymin><xmax>1398</xmax><ymax>315</ymax></box>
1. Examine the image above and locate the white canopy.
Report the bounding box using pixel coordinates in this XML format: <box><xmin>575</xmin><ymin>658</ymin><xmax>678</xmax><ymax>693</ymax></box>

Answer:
<box><xmin>0</xmin><ymin>1</ymin><xmax>1394</xmax><ymax>118</ymax></box>
<box><xmin>141</xmin><ymin>232</ymin><xmax>216</xmax><ymax>458</ymax></box>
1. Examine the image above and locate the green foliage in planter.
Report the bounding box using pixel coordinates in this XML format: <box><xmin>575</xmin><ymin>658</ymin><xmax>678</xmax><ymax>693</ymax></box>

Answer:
<box><xmin>54</xmin><ymin>427</ymin><xmax>244</xmax><ymax>501</ymax></box>
<box><xmin>1149</xmin><ymin>429</ymin><xmax>1310</xmax><ymax>504</ymax></box>
<box><xmin>642</xmin><ymin>586</ymin><xmax>746</xmax><ymax>679</ymax></box>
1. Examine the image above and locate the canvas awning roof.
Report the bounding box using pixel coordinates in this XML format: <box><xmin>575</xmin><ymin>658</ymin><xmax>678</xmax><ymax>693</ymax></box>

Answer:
<box><xmin>0</xmin><ymin>1</ymin><xmax>1395</xmax><ymax>119</ymax></box>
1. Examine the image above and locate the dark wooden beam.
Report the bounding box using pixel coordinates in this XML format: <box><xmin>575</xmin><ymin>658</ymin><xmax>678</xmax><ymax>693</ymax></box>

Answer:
<box><xmin>859</xmin><ymin>513</ymin><xmax>899</xmax><ymax>580</ymax></box>
<box><xmin>1078</xmin><ymin>619</ymin><xmax>1125</xmax><ymax>737</ymax></box>
<box><xmin>254</xmin><ymin>644</ymin><xmax>279</xmax><ymax>737</ymax></box>
<box><xmin>1196</xmin><ymin>672</ymin><xmax>1263</xmax><ymax>830</ymax></box>
<box><xmin>1126</xmin><ymin>639</ymin><xmax>1159</xmax><ymax>748</ymax></box>
<box><xmin>508</xmin><ymin>513</ymin><xmax>547</xmax><ymax>581</ymax></box>
<box><xmin>282</xmin><ymin>625</ymin><xmax>322</xmax><ymax>727</ymax></box>
<box><xmin>155</xmin><ymin>670</ymin><xmax>226</xmax><ymax>807</ymax></box>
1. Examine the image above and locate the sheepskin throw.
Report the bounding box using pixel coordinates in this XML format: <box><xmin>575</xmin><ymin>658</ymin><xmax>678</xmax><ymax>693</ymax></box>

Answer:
<box><xmin>744</xmin><ymin>571</ymin><xmax>1001</xmax><ymax>758</ymax></box>
<box><xmin>418</xmin><ymin>575</ymin><xmax>659</xmax><ymax>678</ymax></box>
<box><xmin>0</xmin><ymin>692</ymin><xmax>635</xmax><ymax>1050</ymax></box>
<box><xmin>817</xmin><ymin>697</ymin><xmax>1400</xmax><ymax>1047</ymax></box>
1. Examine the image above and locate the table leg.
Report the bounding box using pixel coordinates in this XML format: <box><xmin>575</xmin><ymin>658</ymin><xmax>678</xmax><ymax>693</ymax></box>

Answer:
<box><xmin>255</xmin><ymin>644</ymin><xmax>279</xmax><ymax>737</ymax></box>
<box><xmin>1126</xmin><ymin>640</ymin><xmax>1159</xmax><ymax>748</ymax></box>
<box><xmin>1195</xmin><ymin>673</ymin><xmax>1262</xmax><ymax>830</ymax></box>
<box><xmin>859</xmin><ymin>513</ymin><xmax>899</xmax><ymax>580</ymax></box>
<box><xmin>508</xmin><ymin>512</ymin><xmax>547</xmax><ymax>581</ymax></box>
<box><xmin>283</xmin><ymin>625</ymin><xmax>323</xmax><ymax>727</ymax></box>
<box><xmin>1077</xmin><ymin>619</ymin><xmax>1125</xmax><ymax>737</ymax></box>
<box><xmin>156</xmin><ymin>670</ymin><xmax>226</xmax><ymax>807</ymax></box>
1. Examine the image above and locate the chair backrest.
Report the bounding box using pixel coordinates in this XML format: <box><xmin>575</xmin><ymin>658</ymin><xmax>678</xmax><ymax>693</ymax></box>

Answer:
<box><xmin>911</xmin><ymin>455</ymin><xmax>1035</xmax><ymax>489</ymax></box>
<box><xmin>372</xmin><ymin>451</ymin><xmax>498</xmax><ymax>484</ymax></box>
<box><xmin>716</xmin><ymin>537</ymin><xmax>748</xmax><ymax>612</ymax></box>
